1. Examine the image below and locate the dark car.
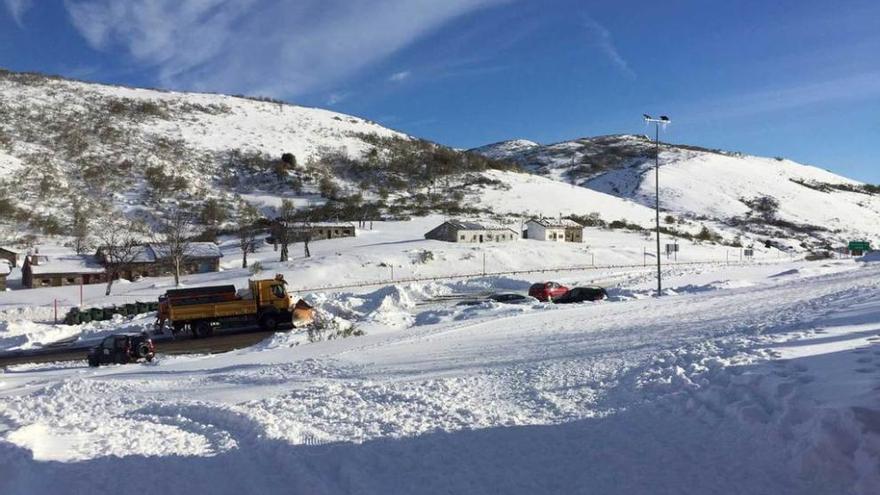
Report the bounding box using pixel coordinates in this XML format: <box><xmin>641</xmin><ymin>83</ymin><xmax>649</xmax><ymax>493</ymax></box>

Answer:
<box><xmin>456</xmin><ymin>293</ymin><xmax>538</xmax><ymax>306</ymax></box>
<box><xmin>87</xmin><ymin>333</ymin><xmax>155</xmax><ymax>367</ymax></box>
<box><xmin>528</xmin><ymin>282</ymin><xmax>569</xmax><ymax>302</ymax></box>
<box><xmin>488</xmin><ymin>293</ymin><xmax>537</xmax><ymax>304</ymax></box>
<box><xmin>553</xmin><ymin>287</ymin><xmax>608</xmax><ymax>304</ymax></box>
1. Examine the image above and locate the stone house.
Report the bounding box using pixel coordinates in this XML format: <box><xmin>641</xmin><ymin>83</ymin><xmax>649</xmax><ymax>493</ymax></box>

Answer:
<box><xmin>424</xmin><ymin>220</ymin><xmax>519</xmax><ymax>243</ymax></box>
<box><xmin>21</xmin><ymin>254</ymin><xmax>106</xmax><ymax>288</ymax></box>
<box><xmin>0</xmin><ymin>260</ymin><xmax>10</xmax><ymax>290</ymax></box>
<box><xmin>0</xmin><ymin>246</ymin><xmax>21</xmax><ymax>267</ymax></box>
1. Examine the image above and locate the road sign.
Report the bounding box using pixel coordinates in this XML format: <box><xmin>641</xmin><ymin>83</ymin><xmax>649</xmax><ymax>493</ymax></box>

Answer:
<box><xmin>848</xmin><ymin>241</ymin><xmax>871</xmax><ymax>251</ymax></box>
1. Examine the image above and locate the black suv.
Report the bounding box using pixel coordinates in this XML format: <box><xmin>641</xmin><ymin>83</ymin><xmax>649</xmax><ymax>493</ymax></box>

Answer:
<box><xmin>87</xmin><ymin>333</ymin><xmax>156</xmax><ymax>367</ymax></box>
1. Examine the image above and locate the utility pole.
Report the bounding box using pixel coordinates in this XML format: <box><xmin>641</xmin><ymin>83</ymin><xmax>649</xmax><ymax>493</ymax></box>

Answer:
<box><xmin>643</xmin><ymin>114</ymin><xmax>670</xmax><ymax>296</ymax></box>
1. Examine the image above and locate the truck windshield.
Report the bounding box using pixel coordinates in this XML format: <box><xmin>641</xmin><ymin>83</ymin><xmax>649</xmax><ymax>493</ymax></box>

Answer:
<box><xmin>271</xmin><ymin>284</ymin><xmax>286</xmax><ymax>298</ymax></box>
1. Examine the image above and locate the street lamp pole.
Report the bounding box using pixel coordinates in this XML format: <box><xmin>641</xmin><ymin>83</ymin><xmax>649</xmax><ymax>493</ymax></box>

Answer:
<box><xmin>643</xmin><ymin>114</ymin><xmax>670</xmax><ymax>296</ymax></box>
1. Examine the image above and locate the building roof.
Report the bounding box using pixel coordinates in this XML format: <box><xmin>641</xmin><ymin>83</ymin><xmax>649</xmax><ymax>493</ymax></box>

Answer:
<box><xmin>0</xmin><ymin>246</ymin><xmax>21</xmax><ymax>254</ymax></box>
<box><xmin>442</xmin><ymin>220</ymin><xmax>516</xmax><ymax>232</ymax></box>
<box><xmin>27</xmin><ymin>254</ymin><xmax>105</xmax><ymax>275</ymax></box>
<box><xmin>527</xmin><ymin>218</ymin><xmax>583</xmax><ymax>229</ymax></box>
<box><xmin>148</xmin><ymin>242</ymin><xmax>223</xmax><ymax>260</ymax></box>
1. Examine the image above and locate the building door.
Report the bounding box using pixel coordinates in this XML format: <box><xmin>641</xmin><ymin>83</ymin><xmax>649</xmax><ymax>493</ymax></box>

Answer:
<box><xmin>479</xmin><ymin>235</ymin><xmax>484</xmax><ymax>243</ymax></box>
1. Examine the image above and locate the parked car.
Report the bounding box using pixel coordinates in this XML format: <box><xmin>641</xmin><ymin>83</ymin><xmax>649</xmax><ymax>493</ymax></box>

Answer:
<box><xmin>528</xmin><ymin>282</ymin><xmax>569</xmax><ymax>302</ymax></box>
<box><xmin>87</xmin><ymin>333</ymin><xmax>155</xmax><ymax>367</ymax></box>
<box><xmin>553</xmin><ymin>286</ymin><xmax>608</xmax><ymax>304</ymax></box>
<box><xmin>488</xmin><ymin>293</ymin><xmax>538</xmax><ymax>304</ymax></box>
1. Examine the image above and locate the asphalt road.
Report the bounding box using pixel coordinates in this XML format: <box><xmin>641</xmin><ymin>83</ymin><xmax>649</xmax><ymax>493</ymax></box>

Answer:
<box><xmin>0</xmin><ymin>328</ymin><xmax>277</xmax><ymax>367</ymax></box>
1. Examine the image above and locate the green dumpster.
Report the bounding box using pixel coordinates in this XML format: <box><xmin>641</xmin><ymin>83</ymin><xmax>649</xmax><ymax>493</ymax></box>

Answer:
<box><xmin>136</xmin><ymin>302</ymin><xmax>149</xmax><ymax>314</ymax></box>
<box><xmin>64</xmin><ymin>309</ymin><xmax>80</xmax><ymax>325</ymax></box>
<box><xmin>148</xmin><ymin>301</ymin><xmax>159</xmax><ymax>312</ymax></box>
<box><xmin>90</xmin><ymin>307</ymin><xmax>104</xmax><ymax>321</ymax></box>
<box><xmin>124</xmin><ymin>303</ymin><xmax>137</xmax><ymax>316</ymax></box>
<box><xmin>79</xmin><ymin>311</ymin><xmax>92</xmax><ymax>324</ymax></box>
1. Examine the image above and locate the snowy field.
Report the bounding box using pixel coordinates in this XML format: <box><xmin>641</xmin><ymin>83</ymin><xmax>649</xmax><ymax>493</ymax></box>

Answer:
<box><xmin>0</xmin><ymin>220</ymin><xmax>879</xmax><ymax>493</ymax></box>
<box><xmin>0</xmin><ymin>217</ymin><xmax>792</xmax><ymax>351</ymax></box>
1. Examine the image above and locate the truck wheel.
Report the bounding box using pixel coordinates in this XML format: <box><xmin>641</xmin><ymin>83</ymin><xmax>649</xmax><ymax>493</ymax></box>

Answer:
<box><xmin>194</xmin><ymin>321</ymin><xmax>214</xmax><ymax>338</ymax></box>
<box><xmin>260</xmin><ymin>314</ymin><xmax>278</xmax><ymax>331</ymax></box>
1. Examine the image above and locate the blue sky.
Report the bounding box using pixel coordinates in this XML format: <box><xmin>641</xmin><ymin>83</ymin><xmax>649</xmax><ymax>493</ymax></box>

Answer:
<box><xmin>2</xmin><ymin>0</ymin><xmax>879</xmax><ymax>181</ymax></box>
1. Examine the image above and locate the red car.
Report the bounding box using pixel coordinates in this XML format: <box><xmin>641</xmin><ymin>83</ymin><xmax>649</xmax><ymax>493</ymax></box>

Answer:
<box><xmin>528</xmin><ymin>282</ymin><xmax>569</xmax><ymax>302</ymax></box>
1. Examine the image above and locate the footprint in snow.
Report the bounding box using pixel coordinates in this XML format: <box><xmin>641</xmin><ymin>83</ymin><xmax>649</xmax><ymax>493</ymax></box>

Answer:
<box><xmin>796</xmin><ymin>375</ymin><xmax>816</xmax><ymax>384</ymax></box>
<box><xmin>856</xmin><ymin>357</ymin><xmax>874</xmax><ymax>364</ymax></box>
<box><xmin>854</xmin><ymin>368</ymin><xmax>876</xmax><ymax>374</ymax></box>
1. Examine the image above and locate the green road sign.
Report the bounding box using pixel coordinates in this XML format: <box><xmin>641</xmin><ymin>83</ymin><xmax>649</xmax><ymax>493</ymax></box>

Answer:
<box><xmin>848</xmin><ymin>241</ymin><xmax>871</xmax><ymax>251</ymax></box>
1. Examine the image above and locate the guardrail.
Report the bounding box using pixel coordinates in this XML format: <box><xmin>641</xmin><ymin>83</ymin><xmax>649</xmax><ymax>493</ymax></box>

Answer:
<box><xmin>284</xmin><ymin>257</ymin><xmax>797</xmax><ymax>293</ymax></box>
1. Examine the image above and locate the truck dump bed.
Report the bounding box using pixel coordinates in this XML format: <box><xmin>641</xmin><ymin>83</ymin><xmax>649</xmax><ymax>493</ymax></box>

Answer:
<box><xmin>168</xmin><ymin>298</ymin><xmax>258</xmax><ymax>322</ymax></box>
<box><xmin>164</xmin><ymin>285</ymin><xmax>237</xmax><ymax>306</ymax></box>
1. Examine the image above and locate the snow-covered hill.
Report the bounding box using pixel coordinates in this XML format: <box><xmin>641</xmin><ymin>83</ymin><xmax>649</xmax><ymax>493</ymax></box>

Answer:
<box><xmin>473</xmin><ymin>134</ymin><xmax>880</xmax><ymax>248</ymax></box>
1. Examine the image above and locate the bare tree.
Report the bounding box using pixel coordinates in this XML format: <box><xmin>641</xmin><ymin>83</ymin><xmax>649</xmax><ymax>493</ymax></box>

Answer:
<box><xmin>273</xmin><ymin>199</ymin><xmax>296</xmax><ymax>262</ymax></box>
<box><xmin>153</xmin><ymin>203</ymin><xmax>197</xmax><ymax>286</ymax></box>
<box><xmin>96</xmin><ymin>218</ymin><xmax>142</xmax><ymax>296</ymax></box>
<box><xmin>294</xmin><ymin>209</ymin><xmax>314</xmax><ymax>258</ymax></box>
<box><xmin>235</xmin><ymin>202</ymin><xmax>260</xmax><ymax>268</ymax></box>
<box><xmin>71</xmin><ymin>199</ymin><xmax>90</xmax><ymax>254</ymax></box>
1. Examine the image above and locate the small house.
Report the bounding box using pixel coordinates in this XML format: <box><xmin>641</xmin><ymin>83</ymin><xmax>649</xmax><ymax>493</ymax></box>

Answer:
<box><xmin>525</xmin><ymin>218</ymin><xmax>584</xmax><ymax>243</ymax></box>
<box><xmin>0</xmin><ymin>246</ymin><xmax>21</xmax><ymax>267</ymax></box>
<box><xmin>0</xmin><ymin>260</ymin><xmax>10</xmax><ymax>290</ymax></box>
<box><xmin>99</xmin><ymin>242</ymin><xmax>223</xmax><ymax>279</ymax></box>
<box><xmin>21</xmin><ymin>254</ymin><xmax>106</xmax><ymax>288</ymax></box>
<box><xmin>288</xmin><ymin>222</ymin><xmax>358</xmax><ymax>241</ymax></box>
<box><xmin>425</xmin><ymin>220</ymin><xmax>519</xmax><ymax>243</ymax></box>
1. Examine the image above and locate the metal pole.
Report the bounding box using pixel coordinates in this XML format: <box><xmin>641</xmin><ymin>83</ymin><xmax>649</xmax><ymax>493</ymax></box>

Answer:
<box><xmin>482</xmin><ymin>251</ymin><xmax>486</xmax><ymax>276</ymax></box>
<box><xmin>654</xmin><ymin>123</ymin><xmax>662</xmax><ymax>295</ymax></box>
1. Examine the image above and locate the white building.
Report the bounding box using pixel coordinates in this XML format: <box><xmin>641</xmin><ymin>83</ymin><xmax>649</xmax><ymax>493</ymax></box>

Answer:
<box><xmin>425</xmin><ymin>220</ymin><xmax>519</xmax><ymax>243</ymax></box>
<box><xmin>525</xmin><ymin>218</ymin><xmax>584</xmax><ymax>243</ymax></box>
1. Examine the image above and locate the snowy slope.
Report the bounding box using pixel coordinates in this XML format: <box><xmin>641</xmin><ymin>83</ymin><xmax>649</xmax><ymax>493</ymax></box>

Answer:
<box><xmin>473</xmin><ymin>134</ymin><xmax>880</xmax><ymax>247</ymax></box>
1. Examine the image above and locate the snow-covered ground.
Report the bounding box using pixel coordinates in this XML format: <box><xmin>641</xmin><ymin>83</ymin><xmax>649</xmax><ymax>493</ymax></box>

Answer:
<box><xmin>1</xmin><ymin>236</ymin><xmax>879</xmax><ymax>493</ymax></box>
<box><xmin>0</xmin><ymin>216</ymin><xmax>794</xmax><ymax>351</ymax></box>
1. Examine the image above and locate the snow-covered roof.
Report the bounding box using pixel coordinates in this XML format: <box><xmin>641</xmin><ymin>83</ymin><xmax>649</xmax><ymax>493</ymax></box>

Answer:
<box><xmin>527</xmin><ymin>218</ymin><xmax>583</xmax><ymax>229</ymax></box>
<box><xmin>443</xmin><ymin>220</ymin><xmax>516</xmax><ymax>232</ymax></box>
<box><xmin>27</xmin><ymin>254</ymin><xmax>105</xmax><ymax>275</ymax></box>
<box><xmin>292</xmin><ymin>222</ymin><xmax>356</xmax><ymax>229</ymax></box>
<box><xmin>149</xmin><ymin>242</ymin><xmax>222</xmax><ymax>260</ymax></box>
<box><xmin>0</xmin><ymin>246</ymin><xmax>21</xmax><ymax>254</ymax></box>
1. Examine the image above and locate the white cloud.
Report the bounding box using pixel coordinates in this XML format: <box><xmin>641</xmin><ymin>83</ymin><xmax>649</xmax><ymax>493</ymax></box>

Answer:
<box><xmin>63</xmin><ymin>0</ymin><xmax>507</xmax><ymax>98</ymax></box>
<box><xmin>3</xmin><ymin>0</ymin><xmax>32</xmax><ymax>27</ymax></box>
<box><xmin>326</xmin><ymin>91</ymin><xmax>351</xmax><ymax>105</ymax></box>
<box><xmin>582</xmin><ymin>16</ymin><xmax>635</xmax><ymax>79</ymax></box>
<box><xmin>684</xmin><ymin>71</ymin><xmax>880</xmax><ymax>122</ymax></box>
<box><xmin>388</xmin><ymin>70</ymin><xmax>411</xmax><ymax>82</ymax></box>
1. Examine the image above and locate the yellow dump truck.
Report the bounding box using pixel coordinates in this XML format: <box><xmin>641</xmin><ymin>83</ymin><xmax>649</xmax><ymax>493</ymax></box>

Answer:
<box><xmin>155</xmin><ymin>274</ymin><xmax>313</xmax><ymax>337</ymax></box>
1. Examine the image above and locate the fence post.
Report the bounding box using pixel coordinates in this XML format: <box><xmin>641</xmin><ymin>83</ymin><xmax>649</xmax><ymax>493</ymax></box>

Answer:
<box><xmin>54</xmin><ymin>299</ymin><xmax>58</xmax><ymax>325</ymax></box>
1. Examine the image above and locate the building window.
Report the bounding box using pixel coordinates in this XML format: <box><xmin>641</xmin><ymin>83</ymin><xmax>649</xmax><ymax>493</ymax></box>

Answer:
<box><xmin>66</xmin><ymin>278</ymin><xmax>76</xmax><ymax>284</ymax></box>
<box><xmin>460</xmin><ymin>235</ymin><xmax>465</xmax><ymax>241</ymax></box>
<box><xmin>40</xmin><ymin>279</ymin><xmax>50</xmax><ymax>286</ymax></box>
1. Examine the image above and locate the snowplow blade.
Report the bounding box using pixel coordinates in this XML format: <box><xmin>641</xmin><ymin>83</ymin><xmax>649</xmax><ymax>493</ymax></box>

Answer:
<box><xmin>292</xmin><ymin>299</ymin><xmax>314</xmax><ymax>328</ymax></box>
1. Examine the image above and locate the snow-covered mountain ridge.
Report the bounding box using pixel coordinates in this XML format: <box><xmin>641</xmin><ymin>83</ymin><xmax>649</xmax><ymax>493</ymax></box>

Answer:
<box><xmin>472</xmin><ymin>134</ymin><xmax>880</xmax><ymax>248</ymax></box>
